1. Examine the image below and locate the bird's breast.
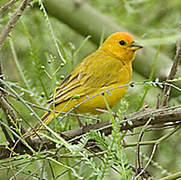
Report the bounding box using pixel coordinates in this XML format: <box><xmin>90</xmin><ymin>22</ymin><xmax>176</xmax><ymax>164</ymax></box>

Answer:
<box><xmin>75</xmin><ymin>83</ymin><xmax>129</xmax><ymax>114</ymax></box>
<box><xmin>75</xmin><ymin>63</ymin><xmax>132</xmax><ymax>114</ymax></box>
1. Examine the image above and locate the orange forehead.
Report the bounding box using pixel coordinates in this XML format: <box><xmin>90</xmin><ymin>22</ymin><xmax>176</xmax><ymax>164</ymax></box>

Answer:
<box><xmin>107</xmin><ymin>32</ymin><xmax>135</xmax><ymax>43</ymax></box>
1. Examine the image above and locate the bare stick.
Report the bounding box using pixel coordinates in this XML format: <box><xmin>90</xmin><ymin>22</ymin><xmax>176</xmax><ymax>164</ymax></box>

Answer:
<box><xmin>0</xmin><ymin>0</ymin><xmax>19</xmax><ymax>14</ymax></box>
<box><xmin>159</xmin><ymin>171</ymin><xmax>181</xmax><ymax>180</ymax></box>
<box><xmin>0</xmin><ymin>105</ymin><xmax>180</xmax><ymax>159</ymax></box>
<box><xmin>0</xmin><ymin>0</ymin><xmax>32</xmax><ymax>148</ymax></box>
<box><xmin>0</xmin><ymin>86</ymin><xmax>100</xmax><ymax>121</ymax></box>
<box><xmin>162</xmin><ymin>24</ymin><xmax>181</xmax><ymax>106</ymax></box>
<box><xmin>135</xmin><ymin>117</ymin><xmax>153</xmax><ymax>176</ymax></box>
<box><xmin>0</xmin><ymin>0</ymin><xmax>32</xmax><ymax>48</ymax></box>
<box><xmin>0</xmin><ymin>53</ymin><xmax>14</xmax><ymax>146</ymax></box>
<box><xmin>135</xmin><ymin>144</ymin><xmax>157</xmax><ymax>179</ymax></box>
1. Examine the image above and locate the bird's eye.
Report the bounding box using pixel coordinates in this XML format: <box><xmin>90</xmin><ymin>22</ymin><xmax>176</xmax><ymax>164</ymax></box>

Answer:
<box><xmin>119</xmin><ymin>40</ymin><xmax>125</xmax><ymax>45</ymax></box>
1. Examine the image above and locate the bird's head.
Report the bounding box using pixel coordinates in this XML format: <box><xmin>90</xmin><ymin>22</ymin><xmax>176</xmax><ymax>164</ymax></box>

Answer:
<box><xmin>99</xmin><ymin>32</ymin><xmax>142</xmax><ymax>62</ymax></box>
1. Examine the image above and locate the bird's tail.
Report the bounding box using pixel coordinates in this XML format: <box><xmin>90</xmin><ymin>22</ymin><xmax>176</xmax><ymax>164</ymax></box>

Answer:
<box><xmin>41</xmin><ymin>111</ymin><xmax>56</xmax><ymax>126</ymax></box>
<box><xmin>24</xmin><ymin>111</ymin><xmax>57</xmax><ymax>138</ymax></box>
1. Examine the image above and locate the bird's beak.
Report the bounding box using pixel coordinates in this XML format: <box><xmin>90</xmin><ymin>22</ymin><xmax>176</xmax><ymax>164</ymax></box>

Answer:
<box><xmin>130</xmin><ymin>41</ymin><xmax>143</xmax><ymax>51</ymax></box>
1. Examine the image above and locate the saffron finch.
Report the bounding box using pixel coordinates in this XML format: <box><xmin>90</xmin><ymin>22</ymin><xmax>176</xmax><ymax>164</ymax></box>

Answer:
<box><xmin>41</xmin><ymin>32</ymin><xmax>142</xmax><ymax>127</ymax></box>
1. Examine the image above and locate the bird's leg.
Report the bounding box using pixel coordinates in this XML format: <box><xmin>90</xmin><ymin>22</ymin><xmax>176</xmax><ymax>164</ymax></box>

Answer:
<box><xmin>138</xmin><ymin>104</ymin><xmax>149</xmax><ymax>112</ymax></box>
<box><xmin>95</xmin><ymin>108</ymin><xmax>118</xmax><ymax>118</ymax></box>
<box><xmin>77</xmin><ymin>115</ymin><xmax>83</xmax><ymax>128</ymax></box>
<box><xmin>74</xmin><ymin>110</ymin><xmax>84</xmax><ymax>128</ymax></box>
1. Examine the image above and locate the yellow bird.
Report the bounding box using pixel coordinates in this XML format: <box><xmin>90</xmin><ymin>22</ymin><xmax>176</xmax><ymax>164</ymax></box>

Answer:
<box><xmin>40</xmin><ymin>32</ymin><xmax>142</xmax><ymax>128</ymax></box>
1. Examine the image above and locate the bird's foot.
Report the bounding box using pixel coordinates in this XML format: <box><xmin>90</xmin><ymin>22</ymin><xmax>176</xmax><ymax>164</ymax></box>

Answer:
<box><xmin>95</xmin><ymin>108</ymin><xmax>118</xmax><ymax>118</ymax></box>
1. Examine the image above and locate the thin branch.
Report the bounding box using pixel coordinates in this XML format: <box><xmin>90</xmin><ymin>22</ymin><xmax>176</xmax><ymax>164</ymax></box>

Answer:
<box><xmin>135</xmin><ymin>117</ymin><xmax>153</xmax><ymax>176</ymax></box>
<box><xmin>0</xmin><ymin>0</ymin><xmax>19</xmax><ymax>14</ymax></box>
<box><xmin>0</xmin><ymin>0</ymin><xmax>32</xmax><ymax>48</ymax></box>
<box><xmin>0</xmin><ymin>86</ymin><xmax>100</xmax><ymax>121</ymax></box>
<box><xmin>0</xmin><ymin>0</ymin><xmax>32</xmax><ymax>150</ymax></box>
<box><xmin>0</xmin><ymin>93</ymin><xmax>29</xmax><ymax>148</ymax></box>
<box><xmin>62</xmin><ymin>105</ymin><xmax>181</xmax><ymax>142</ymax></box>
<box><xmin>156</xmin><ymin>125</ymin><xmax>181</xmax><ymax>144</ymax></box>
<box><xmin>159</xmin><ymin>171</ymin><xmax>181</xmax><ymax>180</ymax></box>
<box><xmin>0</xmin><ymin>105</ymin><xmax>180</xmax><ymax>159</ymax></box>
<box><xmin>55</xmin><ymin>161</ymin><xmax>82</xmax><ymax>179</ymax></box>
<box><xmin>0</xmin><ymin>54</ymin><xmax>14</xmax><ymax>146</ymax></box>
<box><xmin>162</xmin><ymin>24</ymin><xmax>181</xmax><ymax>106</ymax></box>
<box><xmin>135</xmin><ymin>144</ymin><xmax>157</xmax><ymax>179</ymax></box>
<box><xmin>47</xmin><ymin>160</ymin><xmax>56</xmax><ymax>180</ymax></box>
<box><xmin>0</xmin><ymin>145</ymin><xmax>11</xmax><ymax>159</ymax></box>
<box><xmin>0</xmin><ymin>119</ymin><xmax>14</xmax><ymax>146</ymax></box>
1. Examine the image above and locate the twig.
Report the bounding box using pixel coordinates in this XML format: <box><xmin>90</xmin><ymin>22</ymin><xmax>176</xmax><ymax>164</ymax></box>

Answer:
<box><xmin>0</xmin><ymin>92</ymin><xmax>29</xmax><ymax>149</ymax></box>
<box><xmin>0</xmin><ymin>54</ymin><xmax>14</xmax><ymax>146</ymax></box>
<box><xmin>159</xmin><ymin>171</ymin><xmax>181</xmax><ymax>180</ymax></box>
<box><xmin>55</xmin><ymin>161</ymin><xmax>82</xmax><ymax>179</ymax></box>
<box><xmin>0</xmin><ymin>0</ymin><xmax>32</xmax><ymax>150</ymax></box>
<box><xmin>124</xmin><ymin>124</ymin><xmax>181</xmax><ymax>148</ymax></box>
<box><xmin>63</xmin><ymin>105</ymin><xmax>181</xmax><ymax>142</ymax></box>
<box><xmin>156</xmin><ymin>125</ymin><xmax>181</xmax><ymax>144</ymax></box>
<box><xmin>136</xmin><ymin>124</ymin><xmax>181</xmax><ymax>179</ymax></box>
<box><xmin>47</xmin><ymin>160</ymin><xmax>56</xmax><ymax>180</ymax></box>
<box><xmin>135</xmin><ymin>144</ymin><xmax>157</xmax><ymax>179</ymax></box>
<box><xmin>0</xmin><ymin>119</ymin><xmax>14</xmax><ymax>147</ymax></box>
<box><xmin>23</xmin><ymin>166</ymin><xmax>42</xmax><ymax>180</ymax></box>
<box><xmin>0</xmin><ymin>0</ymin><xmax>32</xmax><ymax>48</ymax></box>
<box><xmin>0</xmin><ymin>86</ymin><xmax>99</xmax><ymax>121</ymax></box>
<box><xmin>0</xmin><ymin>105</ymin><xmax>180</xmax><ymax>159</ymax></box>
<box><xmin>0</xmin><ymin>0</ymin><xmax>19</xmax><ymax>14</ymax></box>
<box><xmin>135</xmin><ymin>117</ymin><xmax>153</xmax><ymax>177</ymax></box>
<box><xmin>162</xmin><ymin>24</ymin><xmax>181</xmax><ymax>106</ymax></box>
<box><xmin>156</xmin><ymin>93</ymin><xmax>161</xmax><ymax>109</ymax></box>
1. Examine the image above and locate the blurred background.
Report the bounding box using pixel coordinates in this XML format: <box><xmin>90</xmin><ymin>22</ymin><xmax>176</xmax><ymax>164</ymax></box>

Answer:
<box><xmin>0</xmin><ymin>0</ymin><xmax>181</xmax><ymax>179</ymax></box>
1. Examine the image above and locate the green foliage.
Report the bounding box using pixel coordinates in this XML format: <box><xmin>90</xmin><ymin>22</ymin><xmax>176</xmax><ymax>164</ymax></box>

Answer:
<box><xmin>0</xmin><ymin>0</ymin><xmax>181</xmax><ymax>179</ymax></box>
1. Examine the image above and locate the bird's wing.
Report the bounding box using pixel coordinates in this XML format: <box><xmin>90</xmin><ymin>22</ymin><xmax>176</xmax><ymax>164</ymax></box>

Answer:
<box><xmin>48</xmin><ymin>51</ymin><xmax>125</xmax><ymax>105</ymax></box>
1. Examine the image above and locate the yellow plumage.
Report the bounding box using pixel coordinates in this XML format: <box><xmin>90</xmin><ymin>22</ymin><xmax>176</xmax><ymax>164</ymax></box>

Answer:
<box><xmin>38</xmin><ymin>32</ymin><xmax>142</xmax><ymax>128</ymax></box>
